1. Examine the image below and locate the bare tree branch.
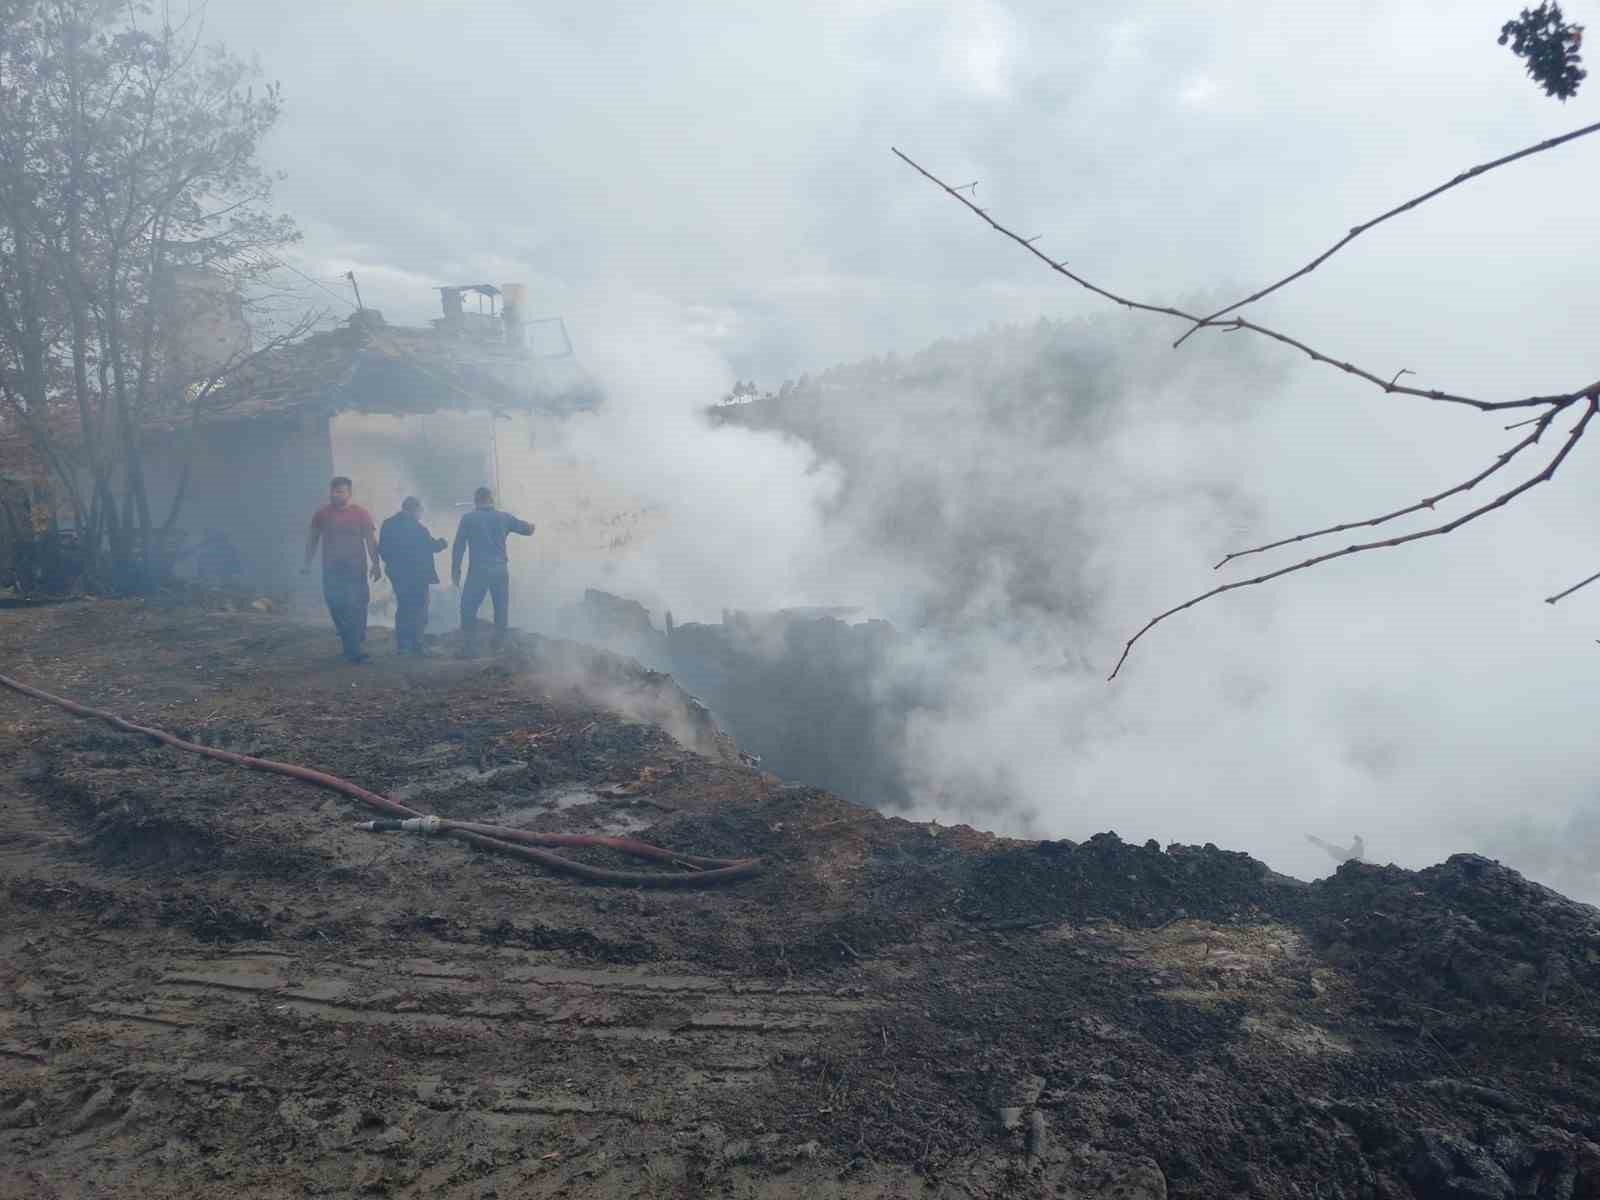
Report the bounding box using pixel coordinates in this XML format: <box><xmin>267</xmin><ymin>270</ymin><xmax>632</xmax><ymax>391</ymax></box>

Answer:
<box><xmin>893</xmin><ymin>149</ymin><xmax>1213</xmax><ymax>322</ymax></box>
<box><xmin>891</xmin><ymin>147</ymin><xmax>1596</xmax><ymax>415</ymax></box>
<box><xmin>1107</xmin><ymin>394</ymin><xmax>1600</xmax><ymax>680</ymax></box>
<box><xmin>1214</xmin><ymin>402</ymin><xmax>1572</xmax><ymax>569</ymax></box>
<box><xmin>1173</xmin><ymin>118</ymin><xmax>1600</xmax><ymax>345</ymax></box>
<box><xmin>1544</xmin><ymin>567</ymin><xmax>1600</xmax><ymax>605</ymax></box>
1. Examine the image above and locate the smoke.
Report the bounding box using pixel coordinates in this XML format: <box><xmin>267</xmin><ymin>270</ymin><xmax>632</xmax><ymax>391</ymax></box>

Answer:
<box><xmin>498</xmin><ymin>295</ymin><xmax>851</xmax><ymax>624</ymax></box>
<box><xmin>466</xmin><ymin>295</ymin><xmax>1600</xmax><ymax>905</ymax></box>
<box><xmin>523</xmin><ymin>634</ymin><xmax>734</xmax><ymax>763</ymax></box>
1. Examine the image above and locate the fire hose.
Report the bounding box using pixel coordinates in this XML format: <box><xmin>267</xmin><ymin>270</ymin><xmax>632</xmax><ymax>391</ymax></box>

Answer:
<box><xmin>0</xmin><ymin>672</ymin><xmax>762</xmax><ymax>888</ymax></box>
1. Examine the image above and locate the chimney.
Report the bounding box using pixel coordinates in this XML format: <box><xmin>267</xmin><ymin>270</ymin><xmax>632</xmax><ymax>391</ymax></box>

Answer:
<box><xmin>438</xmin><ymin>286</ymin><xmax>465</xmax><ymax>329</ymax></box>
<box><xmin>159</xmin><ymin>267</ymin><xmax>251</xmax><ymax>381</ymax></box>
<box><xmin>501</xmin><ymin>282</ymin><xmax>527</xmax><ymax>349</ymax></box>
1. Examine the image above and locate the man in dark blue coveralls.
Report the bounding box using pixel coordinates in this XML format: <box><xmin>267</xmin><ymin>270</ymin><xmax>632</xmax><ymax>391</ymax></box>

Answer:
<box><xmin>451</xmin><ymin>486</ymin><xmax>534</xmax><ymax>656</ymax></box>
<box><xmin>379</xmin><ymin>496</ymin><xmax>448</xmax><ymax>657</ymax></box>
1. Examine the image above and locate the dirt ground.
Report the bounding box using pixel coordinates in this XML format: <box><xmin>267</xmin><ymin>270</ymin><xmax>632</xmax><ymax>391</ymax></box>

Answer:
<box><xmin>2</xmin><ymin>599</ymin><xmax>1599</xmax><ymax>1199</ymax></box>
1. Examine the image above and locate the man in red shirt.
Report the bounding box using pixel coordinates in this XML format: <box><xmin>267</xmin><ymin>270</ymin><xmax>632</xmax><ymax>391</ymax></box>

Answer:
<box><xmin>301</xmin><ymin>476</ymin><xmax>382</xmax><ymax>663</ymax></box>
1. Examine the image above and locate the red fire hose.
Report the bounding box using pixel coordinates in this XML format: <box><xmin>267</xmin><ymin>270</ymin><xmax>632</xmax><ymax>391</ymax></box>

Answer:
<box><xmin>0</xmin><ymin>672</ymin><xmax>762</xmax><ymax>888</ymax></box>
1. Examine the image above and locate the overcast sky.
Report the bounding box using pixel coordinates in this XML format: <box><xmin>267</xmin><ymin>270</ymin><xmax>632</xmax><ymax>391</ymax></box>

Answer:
<box><xmin>202</xmin><ymin>1</ymin><xmax>1600</xmax><ymax>896</ymax></box>
<box><xmin>208</xmin><ymin>0</ymin><xmax>1598</xmax><ymax>385</ymax></box>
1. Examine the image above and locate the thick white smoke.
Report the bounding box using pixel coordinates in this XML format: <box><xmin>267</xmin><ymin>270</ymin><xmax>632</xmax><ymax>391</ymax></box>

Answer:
<box><xmin>492</xmin><ymin>296</ymin><xmax>855</xmax><ymax>625</ymax></box>
<box><xmin>478</xmin><ymin>299</ymin><xmax>1600</xmax><ymax>904</ymax></box>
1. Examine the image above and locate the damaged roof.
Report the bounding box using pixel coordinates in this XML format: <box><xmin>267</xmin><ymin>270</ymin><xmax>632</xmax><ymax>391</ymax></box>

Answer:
<box><xmin>160</xmin><ymin>313</ymin><xmax>598</xmax><ymax>435</ymax></box>
<box><xmin>0</xmin><ymin>313</ymin><xmax>599</xmax><ymax>470</ymax></box>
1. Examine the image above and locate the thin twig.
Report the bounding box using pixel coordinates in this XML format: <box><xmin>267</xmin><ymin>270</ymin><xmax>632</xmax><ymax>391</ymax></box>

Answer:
<box><xmin>1214</xmin><ymin>403</ymin><xmax>1571</xmax><ymax>569</ymax></box>
<box><xmin>1107</xmin><ymin>396</ymin><xmax>1600</xmax><ymax>679</ymax></box>
<box><xmin>891</xmin><ymin>147</ymin><xmax>1596</xmax><ymax>415</ymax></box>
<box><xmin>1544</xmin><ymin>568</ymin><xmax>1600</xmax><ymax>606</ymax></box>
<box><xmin>1174</xmin><ymin>119</ymin><xmax>1600</xmax><ymax>345</ymax></box>
<box><xmin>894</xmin><ymin>149</ymin><xmax>1227</xmax><ymax>325</ymax></box>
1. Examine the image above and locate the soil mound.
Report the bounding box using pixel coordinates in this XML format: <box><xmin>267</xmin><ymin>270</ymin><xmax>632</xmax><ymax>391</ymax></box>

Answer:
<box><xmin>1310</xmin><ymin>852</ymin><xmax>1600</xmax><ymax>1014</ymax></box>
<box><xmin>959</xmin><ymin>830</ymin><xmax>1304</xmax><ymax>927</ymax></box>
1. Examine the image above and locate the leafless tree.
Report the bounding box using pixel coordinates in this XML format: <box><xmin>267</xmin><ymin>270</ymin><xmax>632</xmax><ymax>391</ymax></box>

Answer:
<box><xmin>896</xmin><ymin>41</ymin><xmax>1596</xmax><ymax>679</ymax></box>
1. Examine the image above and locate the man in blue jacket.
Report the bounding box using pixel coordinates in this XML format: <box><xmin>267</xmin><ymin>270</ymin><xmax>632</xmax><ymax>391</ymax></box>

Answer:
<box><xmin>451</xmin><ymin>486</ymin><xmax>534</xmax><ymax>655</ymax></box>
<box><xmin>379</xmin><ymin>497</ymin><xmax>448</xmax><ymax>656</ymax></box>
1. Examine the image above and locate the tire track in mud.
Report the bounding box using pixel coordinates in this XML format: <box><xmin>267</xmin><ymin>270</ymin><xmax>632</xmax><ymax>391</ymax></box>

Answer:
<box><xmin>149</xmin><ymin>949</ymin><xmax>865</xmax><ymax>1047</ymax></box>
<box><xmin>0</xmin><ymin>923</ymin><xmax>890</xmax><ymax>1199</ymax></box>
<box><xmin>1</xmin><ymin>938</ymin><xmax>876</xmax><ymax>1140</ymax></box>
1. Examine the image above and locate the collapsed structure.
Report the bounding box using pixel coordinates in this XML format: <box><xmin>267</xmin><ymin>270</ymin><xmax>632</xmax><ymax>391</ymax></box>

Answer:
<box><xmin>563</xmin><ymin>589</ymin><xmax>911</xmax><ymax>809</ymax></box>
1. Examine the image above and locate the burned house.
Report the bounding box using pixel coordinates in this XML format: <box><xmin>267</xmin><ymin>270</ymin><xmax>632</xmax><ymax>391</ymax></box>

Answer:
<box><xmin>149</xmin><ymin>287</ymin><xmax>596</xmax><ymax>594</ymax></box>
<box><xmin>4</xmin><ymin>282</ymin><xmax>604</xmax><ymax>598</ymax></box>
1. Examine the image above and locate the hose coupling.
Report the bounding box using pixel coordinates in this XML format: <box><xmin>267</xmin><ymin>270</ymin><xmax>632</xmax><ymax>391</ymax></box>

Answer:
<box><xmin>356</xmin><ymin>815</ymin><xmax>443</xmax><ymax>835</ymax></box>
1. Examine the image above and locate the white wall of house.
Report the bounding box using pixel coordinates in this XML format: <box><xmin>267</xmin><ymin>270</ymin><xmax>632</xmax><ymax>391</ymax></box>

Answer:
<box><xmin>327</xmin><ymin>410</ymin><xmax>661</xmax><ymax>633</ymax></box>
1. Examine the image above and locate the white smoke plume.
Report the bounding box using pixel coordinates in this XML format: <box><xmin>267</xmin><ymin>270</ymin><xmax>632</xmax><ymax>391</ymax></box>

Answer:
<box><xmin>467</xmin><ymin>297</ymin><xmax>1600</xmax><ymax>905</ymax></box>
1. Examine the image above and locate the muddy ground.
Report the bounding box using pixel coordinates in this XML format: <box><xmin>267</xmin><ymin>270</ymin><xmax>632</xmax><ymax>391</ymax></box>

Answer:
<box><xmin>1</xmin><ymin>599</ymin><xmax>1598</xmax><ymax>1199</ymax></box>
